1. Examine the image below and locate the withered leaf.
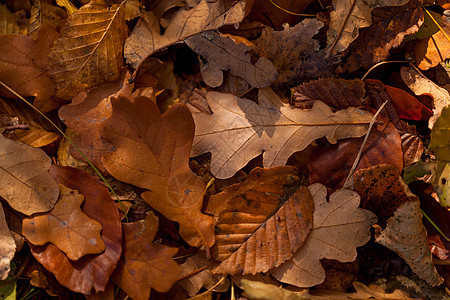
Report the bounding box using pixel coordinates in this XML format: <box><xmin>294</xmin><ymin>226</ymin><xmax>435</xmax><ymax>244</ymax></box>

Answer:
<box><xmin>28</xmin><ymin>0</ymin><xmax>67</xmax><ymax>38</ymax></box>
<box><xmin>0</xmin><ymin>3</ymin><xmax>28</xmax><ymax>34</ymax></box>
<box><xmin>0</xmin><ymin>134</ymin><xmax>58</xmax><ymax>216</ymax></box>
<box><xmin>209</xmin><ymin>167</ymin><xmax>312</xmax><ymax>275</ymax></box>
<box><xmin>23</xmin><ymin>184</ymin><xmax>105</xmax><ymax>261</ymax></box>
<box><xmin>327</xmin><ymin>0</ymin><xmax>409</xmax><ymax>55</ymax></box>
<box><xmin>429</xmin><ymin>105</ymin><xmax>450</xmax><ymax>161</ymax></box>
<box><xmin>100</xmin><ymin>89</ymin><xmax>215</xmax><ymax>248</ymax></box>
<box><xmin>271</xmin><ymin>183</ymin><xmax>376</xmax><ymax>287</ymax></box>
<box><xmin>185</xmin><ymin>32</ymin><xmax>277</xmax><ymax>88</ymax></box>
<box><xmin>112</xmin><ymin>212</ymin><xmax>180</xmax><ymax>300</ymax></box>
<box><xmin>48</xmin><ymin>0</ymin><xmax>128</xmax><ymax>100</ymax></box>
<box><xmin>189</xmin><ymin>87</ymin><xmax>373</xmax><ymax>179</ymax></box>
<box><xmin>0</xmin><ymin>203</ymin><xmax>15</xmax><ymax>280</ymax></box>
<box><xmin>124</xmin><ymin>0</ymin><xmax>247</xmax><ymax>69</ymax></box>
<box><xmin>30</xmin><ymin>165</ymin><xmax>122</xmax><ymax>295</ymax></box>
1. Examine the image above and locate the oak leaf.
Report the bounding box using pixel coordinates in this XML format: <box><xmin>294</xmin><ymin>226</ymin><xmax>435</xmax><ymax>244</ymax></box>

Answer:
<box><xmin>124</xmin><ymin>0</ymin><xmax>247</xmax><ymax>69</ymax></box>
<box><xmin>211</xmin><ymin>168</ymin><xmax>312</xmax><ymax>275</ymax></box>
<box><xmin>100</xmin><ymin>89</ymin><xmax>215</xmax><ymax>249</ymax></box>
<box><xmin>30</xmin><ymin>165</ymin><xmax>122</xmax><ymax>295</ymax></box>
<box><xmin>23</xmin><ymin>184</ymin><xmax>105</xmax><ymax>261</ymax></box>
<box><xmin>112</xmin><ymin>211</ymin><xmax>180</xmax><ymax>300</ymax></box>
<box><xmin>0</xmin><ymin>134</ymin><xmax>59</xmax><ymax>216</ymax></box>
<box><xmin>327</xmin><ymin>0</ymin><xmax>409</xmax><ymax>55</ymax></box>
<box><xmin>189</xmin><ymin>87</ymin><xmax>373</xmax><ymax>179</ymax></box>
<box><xmin>271</xmin><ymin>183</ymin><xmax>376</xmax><ymax>287</ymax></box>
<box><xmin>47</xmin><ymin>0</ymin><xmax>128</xmax><ymax>100</ymax></box>
<box><xmin>0</xmin><ymin>203</ymin><xmax>15</xmax><ymax>280</ymax></box>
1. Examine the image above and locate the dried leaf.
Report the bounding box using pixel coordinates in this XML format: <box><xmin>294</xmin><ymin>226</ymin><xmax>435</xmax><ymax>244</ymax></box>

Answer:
<box><xmin>0</xmin><ymin>203</ymin><xmax>15</xmax><ymax>280</ymax></box>
<box><xmin>310</xmin><ymin>281</ymin><xmax>411</xmax><ymax>299</ymax></box>
<box><xmin>23</xmin><ymin>184</ymin><xmax>105</xmax><ymax>261</ymax></box>
<box><xmin>185</xmin><ymin>32</ymin><xmax>277</xmax><ymax>88</ymax></box>
<box><xmin>240</xmin><ymin>279</ymin><xmax>309</xmax><ymax>300</ymax></box>
<box><xmin>30</xmin><ymin>165</ymin><xmax>122</xmax><ymax>295</ymax></box>
<box><xmin>207</xmin><ymin>167</ymin><xmax>312</xmax><ymax>275</ymax></box>
<box><xmin>271</xmin><ymin>183</ymin><xmax>376</xmax><ymax>287</ymax></box>
<box><xmin>48</xmin><ymin>0</ymin><xmax>128</xmax><ymax>100</ymax></box>
<box><xmin>112</xmin><ymin>212</ymin><xmax>180</xmax><ymax>300</ymax></box>
<box><xmin>28</xmin><ymin>0</ymin><xmax>67</xmax><ymax>38</ymax></box>
<box><xmin>0</xmin><ymin>3</ymin><xmax>28</xmax><ymax>34</ymax></box>
<box><xmin>327</xmin><ymin>0</ymin><xmax>409</xmax><ymax>55</ymax></box>
<box><xmin>429</xmin><ymin>105</ymin><xmax>450</xmax><ymax>161</ymax></box>
<box><xmin>344</xmin><ymin>3</ymin><xmax>423</xmax><ymax>72</ymax></box>
<box><xmin>100</xmin><ymin>89</ymin><xmax>215</xmax><ymax>248</ymax></box>
<box><xmin>252</xmin><ymin>19</ymin><xmax>324</xmax><ymax>86</ymax></box>
<box><xmin>0</xmin><ymin>26</ymin><xmax>58</xmax><ymax>113</ymax></box>
<box><xmin>189</xmin><ymin>87</ymin><xmax>373</xmax><ymax>179</ymax></box>
<box><xmin>400</xmin><ymin>66</ymin><xmax>450</xmax><ymax>129</ymax></box>
<box><xmin>0</xmin><ymin>135</ymin><xmax>59</xmax><ymax>215</ymax></box>
<box><xmin>401</xmin><ymin>131</ymin><xmax>424</xmax><ymax>167</ymax></box>
<box><xmin>124</xmin><ymin>0</ymin><xmax>247</xmax><ymax>69</ymax></box>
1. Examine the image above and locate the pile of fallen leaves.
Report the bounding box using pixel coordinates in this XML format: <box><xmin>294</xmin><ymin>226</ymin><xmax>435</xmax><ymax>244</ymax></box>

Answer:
<box><xmin>0</xmin><ymin>0</ymin><xmax>449</xmax><ymax>299</ymax></box>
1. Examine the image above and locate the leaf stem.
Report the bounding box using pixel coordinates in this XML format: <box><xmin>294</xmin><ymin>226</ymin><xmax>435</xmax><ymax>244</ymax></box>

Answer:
<box><xmin>421</xmin><ymin>209</ymin><xmax>450</xmax><ymax>241</ymax></box>
<box><xmin>361</xmin><ymin>61</ymin><xmax>408</xmax><ymax>80</ymax></box>
<box><xmin>268</xmin><ymin>0</ymin><xmax>316</xmax><ymax>17</ymax></box>
<box><xmin>423</xmin><ymin>8</ymin><xmax>450</xmax><ymax>44</ymax></box>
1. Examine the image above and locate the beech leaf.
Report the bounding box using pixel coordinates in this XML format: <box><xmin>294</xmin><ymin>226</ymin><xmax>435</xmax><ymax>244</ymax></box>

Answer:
<box><xmin>48</xmin><ymin>0</ymin><xmax>128</xmax><ymax>100</ymax></box>
<box><xmin>23</xmin><ymin>184</ymin><xmax>105</xmax><ymax>261</ymax></box>
<box><xmin>188</xmin><ymin>87</ymin><xmax>373</xmax><ymax>179</ymax></box>
<box><xmin>100</xmin><ymin>89</ymin><xmax>215</xmax><ymax>248</ymax></box>
<box><xmin>185</xmin><ymin>32</ymin><xmax>277</xmax><ymax>88</ymax></box>
<box><xmin>271</xmin><ymin>183</ymin><xmax>377</xmax><ymax>287</ymax></box>
<box><xmin>0</xmin><ymin>135</ymin><xmax>59</xmax><ymax>216</ymax></box>
<box><xmin>112</xmin><ymin>211</ymin><xmax>180</xmax><ymax>300</ymax></box>
<box><xmin>0</xmin><ymin>203</ymin><xmax>15</xmax><ymax>280</ymax></box>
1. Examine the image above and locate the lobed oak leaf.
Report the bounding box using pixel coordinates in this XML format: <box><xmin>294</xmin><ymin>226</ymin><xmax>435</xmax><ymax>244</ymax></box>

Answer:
<box><xmin>185</xmin><ymin>32</ymin><xmax>277</xmax><ymax>88</ymax></box>
<box><xmin>0</xmin><ymin>203</ymin><xmax>16</xmax><ymax>280</ymax></box>
<box><xmin>208</xmin><ymin>167</ymin><xmax>312</xmax><ymax>275</ymax></box>
<box><xmin>0</xmin><ymin>134</ymin><xmax>59</xmax><ymax>216</ymax></box>
<box><xmin>112</xmin><ymin>211</ymin><xmax>180</xmax><ymax>300</ymax></box>
<box><xmin>30</xmin><ymin>165</ymin><xmax>122</xmax><ymax>295</ymax></box>
<box><xmin>23</xmin><ymin>184</ymin><xmax>105</xmax><ymax>261</ymax></box>
<box><xmin>0</xmin><ymin>3</ymin><xmax>28</xmax><ymax>34</ymax></box>
<box><xmin>124</xmin><ymin>0</ymin><xmax>247</xmax><ymax>69</ymax></box>
<box><xmin>47</xmin><ymin>0</ymin><xmax>128</xmax><ymax>100</ymax></box>
<box><xmin>271</xmin><ymin>183</ymin><xmax>377</xmax><ymax>287</ymax></box>
<box><xmin>327</xmin><ymin>0</ymin><xmax>409</xmax><ymax>55</ymax></box>
<box><xmin>100</xmin><ymin>90</ymin><xmax>215</xmax><ymax>249</ymax></box>
<box><xmin>189</xmin><ymin>87</ymin><xmax>373</xmax><ymax>179</ymax></box>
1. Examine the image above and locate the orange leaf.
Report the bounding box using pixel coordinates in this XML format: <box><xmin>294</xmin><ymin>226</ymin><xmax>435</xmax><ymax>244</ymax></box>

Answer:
<box><xmin>100</xmin><ymin>89</ymin><xmax>215</xmax><ymax>249</ymax></box>
<box><xmin>30</xmin><ymin>166</ymin><xmax>122</xmax><ymax>295</ymax></box>
<box><xmin>23</xmin><ymin>184</ymin><xmax>105</xmax><ymax>261</ymax></box>
<box><xmin>207</xmin><ymin>166</ymin><xmax>313</xmax><ymax>275</ymax></box>
<box><xmin>112</xmin><ymin>212</ymin><xmax>180</xmax><ymax>300</ymax></box>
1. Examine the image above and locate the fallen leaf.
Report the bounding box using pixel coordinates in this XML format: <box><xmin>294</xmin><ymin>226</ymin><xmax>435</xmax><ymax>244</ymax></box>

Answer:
<box><xmin>0</xmin><ymin>203</ymin><xmax>15</xmax><ymax>280</ymax></box>
<box><xmin>124</xmin><ymin>0</ymin><xmax>247</xmax><ymax>69</ymax></box>
<box><xmin>310</xmin><ymin>281</ymin><xmax>411</xmax><ymax>299</ymax></box>
<box><xmin>189</xmin><ymin>87</ymin><xmax>373</xmax><ymax>179</ymax></box>
<box><xmin>28</xmin><ymin>0</ymin><xmax>67</xmax><ymax>38</ymax></box>
<box><xmin>252</xmin><ymin>19</ymin><xmax>324</xmax><ymax>86</ymax></box>
<box><xmin>30</xmin><ymin>165</ymin><xmax>122</xmax><ymax>295</ymax></box>
<box><xmin>415</xmin><ymin>11</ymin><xmax>450</xmax><ymax>70</ymax></box>
<box><xmin>400</xmin><ymin>66</ymin><xmax>450</xmax><ymax>129</ymax></box>
<box><xmin>429</xmin><ymin>105</ymin><xmax>450</xmax><ymax>161</ymax></box>
<box><xmin>23</xmin><ymin>184</ymin><xmax>105</xmax><ymax>261</ymax></box>
<box><xmin>100</xmin><ymin>89</ymin><xmax>215</xmax><ymax>248</ymax></box>
<box><xmin>0</xmin><ymin>3</ymin><xmax>28</xmax><ymax>34</ymax></box>
<box><xmin>343</xmin><ymin>2</ymin><xmax>423</xmax><ymax>72</ymax></box>
<box><xmin>185</xmin><ymin>32</ymin><xmax>277</xmax><ymax>88</ymax></box>
<box><xmin>240</xmin><ymin>279</ymin><xmax>309</xmax><ymax>300</ymax></box>
<box><xmin>401</xmin><ymin>131</ymin><xmax>424</xmax><ymax>167</ymax></box>
<box><xmin>0</xmin><ymin>25</ymin><xmax>58</xmax><ymax>113</ymax></box>
<box><xmin>246</xmin><ymin>0</ymin><xmax>310</xmax><ymax>29</ymax></box>
<box><xmin>0</xmin><ymin>134</ymin><xmax>59</xmax><ymax>215</ymax></box>
<box><xmin>327</xmin><ymin>0</ymin><xmax>409</xmax><ymax>55</ymax></box>
<box><xmin>271</xmin><ymin>183</ymin><xmax>376</xmax><ymax>287</ymax></box>
<box><xmin>207</xmin><ymin>167</ymin><xmax>312</xmax><ymax>275</ymax></box>
<box><xmin>48</xmin><ymin>0</ymin><xmax>128</xmax><ymax>100</ymax></box>
<box><xmin>112</xmin><ymin>211</ymin><xmax>180</xmax><ymax>300</ymax></box>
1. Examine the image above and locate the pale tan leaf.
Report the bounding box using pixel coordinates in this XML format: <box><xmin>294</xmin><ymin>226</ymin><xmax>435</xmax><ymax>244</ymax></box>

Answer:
<box><xmin>185</xmin><ymin>32</ymin><xmax>277</xmax><ymax>88</ymax></box>
<box><xmin>0</xmin><ymin>3</ymin><xmax>28</xmax><ymax>34</ymax></box>
<box><xmin>0</xmin><ymin>203</ymin><xmax>15</xmax><ymax>280</ymax></box>
<box><xmin>124</xmin><ymin>0</ymin><xmax>247</xmax><ymax>69</ymax></box>
<box><xmin>189</xmin><ymin>87</ymin><xmax>373</xmax><ymax>179</ymax></box>
<box><xmin>48</xmin><ymin>0</ymin><xmax>128</xmax><ymax>100</ymax></box>
<box><xmin>240</xmin><ymin>279</ymin><xmax>309</xmax><ymax>300</ymax></box>
<box><xmin>271</xmin><ymin>183</ymin><xmax>376</xmax><ymax>287</ymax></box>
<box><xmin>0</xmin><ymin>135</ymin><xmax>59</xmax><ymax>216</ymax></box>
<box><xmin>22</xmin><ymin>184</ymin><xmax>105</xmax><ymax>261</ymax></box>
<box><xmin>327</xmin><ymin>0</ymin><xmax>409</xmax><ymax>55</ymax></box>
<box><xmin>400</xmin><ymin>66</ymin><xmax>450</xmax><ymax>129</ymax></box>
